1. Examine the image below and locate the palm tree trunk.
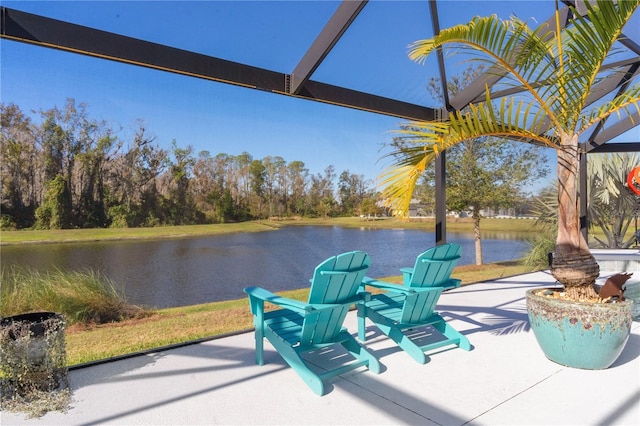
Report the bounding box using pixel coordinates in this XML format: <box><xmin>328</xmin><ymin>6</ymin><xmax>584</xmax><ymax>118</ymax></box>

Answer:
<box><xmin>551</xmin><ymin>133</ymin><xmax>600</xmax><ymax>299</ymax></box>
<box><xmin>473</xmin><ymin>212</ymin><xmax>483</xmax><ymax>265</ymax></box>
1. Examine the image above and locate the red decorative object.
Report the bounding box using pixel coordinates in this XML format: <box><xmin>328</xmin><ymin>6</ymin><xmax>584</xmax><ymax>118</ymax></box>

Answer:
<box><xmin>628</xmin><ymin>167</ymin><xmax>640</xmax><ymax>196</ymax></box>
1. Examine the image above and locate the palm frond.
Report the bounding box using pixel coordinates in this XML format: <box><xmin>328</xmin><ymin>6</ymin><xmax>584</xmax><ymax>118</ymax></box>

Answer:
<box><xmin>410</xmin><ymin>0</ymin><xmax>639</xmax><ymax>136</ymax></box>
<box><xmin>577</xmin><ymin>83</ymin><xmax>640</xmax><ymax>134</ymax></box>
<box><xmin>387</xmin><ymin>0</ymin><xmax>640</xmax><ymax>224</ymax></box>
<box><xmin>378</xmin><ymin>159</ymin><xmax>429</xmax><ymax>219</ymax></box>
<box><xmin>455</xmin><ymin>96</ymin><xmax>559</xmax><ymax>146</ymax></box>
<box><xmin>409</xmin><ymin>13</ymin><xmax>565</xmax><ymax>137</ymax></box>
<box><xmin>379</xmin><ymin>102</ymin><xmax>558</xmax><ymax>218</ymax></box>
<box><xmin>559</xmin><ymin>0</ymin><xmax>640</xmax><ymax>122</ymax></box>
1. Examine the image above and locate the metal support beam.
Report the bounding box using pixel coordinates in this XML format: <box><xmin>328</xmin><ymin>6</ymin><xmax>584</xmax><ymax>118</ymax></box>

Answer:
<box><xmin>585</xmin><ymin>62</ymin><xmax>640</xmax><ymax>147</ymax></box>
<box><xmin>435</xmin><ymin>152</ymin><xmax>447</xmax><ymax>245</ymax></box>
<box><xmin>297</xmin><ymin>80</ymin><xmax>435</xmax><ymax>119</ymax></box>
<box><xmin>0</xmin><ymin>7</ymin><xmax>436</xmax><ymax>121</ymax></box>
<box><xmin>288</xmin><ymin>0</ymin><xmax>367</xmax><ymax>95</ymax></box>
<box><xmin>430</xmin><ymin>0</ymin><xmax>448</xmax><ymax>246</ymax></box>
<box><xmin>0</xmin><ymin>8</ymin><xmax>282</xmax><ymax>90</ymax></box>
<box><xmin>587</xmin><ymin>141</ymin><xmax>640</xmax><ymax>154</ymax></box>
<box><xmin>587</xmin><ymin>112</ymin><xmax>640</xmax><ymax>151</ymax></box>
<box><xmin>579</xmin><ymin>151</ymin><xmax>588</xmax><ymax>242</ymax></box>
<box><xmin>429</xmin><ymin>0</ymin><xmax>451</xmax><ymax>110</ymax></box>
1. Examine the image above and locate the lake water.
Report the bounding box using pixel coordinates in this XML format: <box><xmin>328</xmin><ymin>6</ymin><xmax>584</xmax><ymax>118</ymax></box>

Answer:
<box><xmin>1</xmin><ymin>226</ymin><xmax>530</xmax><ymax>308</ymax></box>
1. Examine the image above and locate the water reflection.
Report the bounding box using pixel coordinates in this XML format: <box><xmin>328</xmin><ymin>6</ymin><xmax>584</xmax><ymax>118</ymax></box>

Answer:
<box><xmin>1</xmin><ymin>226</ymin><xmax>530</xmax><ymax>308</ymax></box>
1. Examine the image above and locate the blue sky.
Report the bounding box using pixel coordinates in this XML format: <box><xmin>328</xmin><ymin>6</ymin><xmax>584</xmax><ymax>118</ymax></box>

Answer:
<box><xmin>2</xmin><ymin>1</ymin><xmax>638</xmax><ymax>192</ymax></box>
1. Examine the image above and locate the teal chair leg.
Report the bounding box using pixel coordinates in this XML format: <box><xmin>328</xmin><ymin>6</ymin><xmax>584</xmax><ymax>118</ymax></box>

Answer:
<box><xmin>389</xmin><ymin>326</ymin><xmax>428</xmax><ymax>364</ymax></box>
<box><xmin>341</xmin><ymin>332</ymin><xmax>381</xmax><ymax>374</ymax></box>
<box><xmin>250</xmin><ymin>298</ymin><xmax>266</xmax><ymax>365</ymax></box>
<box><xmin>369</xmin><ymin>312</ymin><xmax>428</xmax><ymax>364</ymax></box>
<box><xmin>357</xmin><ymin>303</ymin><xmax>368</xmax><ymax>342</ymax></box>
<box><xmin>433</xmin><ymin>317</ymin><xmax>472</xmax><ymax>351</ymax></box>
<box><xmin>254</xmin><ymin>324</ymin><xmax>264</xmax><ymax>366</ymax></box>
<box><xmin>264</xmin><ymin>329</ymin><xmax>326</xmax><ymax>396</ymax></box>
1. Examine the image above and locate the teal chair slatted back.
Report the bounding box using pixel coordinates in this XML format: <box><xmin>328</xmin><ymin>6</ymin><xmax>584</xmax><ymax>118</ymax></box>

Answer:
<box><xmin>308</xmin><ymin>250</ymin><xmax>370</xmax><ymax>303</ymax></box>
<box><xmin>399</xmin><ymin>287</ymin><xmax>444</xmax><ymax>324</ymax></box>
<box><xmin>301</xmin><ymin>251</ymin><xmax>370</xmax><ymax>345</ymax></box>
<box><xmin>407</xmin><ymin>243</ymin><xmax>461</xmax><ymax>288</ymax></box>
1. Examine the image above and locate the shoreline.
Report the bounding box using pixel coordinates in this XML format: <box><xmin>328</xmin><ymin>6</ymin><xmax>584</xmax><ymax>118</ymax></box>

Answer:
<box><xmin>0</xmin><ymin>217</ymin><xmax>540</xmax><ymax>246</ymax></box>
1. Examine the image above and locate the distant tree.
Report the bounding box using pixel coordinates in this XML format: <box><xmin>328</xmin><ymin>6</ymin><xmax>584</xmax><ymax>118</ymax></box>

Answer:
<box><xmin>308</xmin><ymin>166</ymin><xmax>337</xmax><ymax>218</ymax></box>
<box><xmin>0</xmin><ymin>99</ymin><xmax>381</xmax><ymax>227</ymax></box>
<box><xmin>192</xmin><ymin>150</ymin><xmax>217</xmax><ymax>211</ymax></box>
<box><xmin>35</xmin><ymin>175</ymin><xmax>70</xmax><ymax>229</ymax></box>
<box><xmin>249</xmin><ymin>159</ymin><xmax>266</xmax><ymax>218</ymax></box>
<box><xmin>38</xmin><ymin>112</ymin><xmax>72</xmax><ymax>227</ymax></box>
<box><xmin>360</xmin><ymin>196</ymin><xmax>382</xmax><ymax>219</ymax></box>
<box><xmin>108</xmin><ymin>123</ymin><xmax>168</xmax><ymax>227</ymax></box>
<box><xmin>407</xmin><ymin>66</ymin><xmax>549</xmax><ymax>264</ymax></box>
<box><xmin>75</xmin><ymin>127</ymin><xmax>118</xmax><ymax>228</ymax></box>
<box><xmin>287</xmin><ymin>160</ymin><xmax>308</xmax><ymax>216</ymax></box>
<box><xmin>338</xmin><ymin>171</ymin><xmax>369</xmax><ymax>216</ymax></box>
<box><xmin>207</xmin><ymin>187</ymin><xmax>236</xmax><ymax>223</ymax></box>
<box><xmin>447</xmin><ymin>137</ymin><xmax>548</xmax><ymax>264</ymax></box>
<box><xmin>164</xmin><ymin>141</ymin><xmax>199</xmax><ymax>224</ymax></box>
<box><xmin>0</xmin><ymin>103</ymin><xmax>38</xmax><ymax>228</ymax></box>
<box><xmin>262</xmin><ymin>155</ymin><xmax>286</xmax><ymax>217</ymax></box>
<box><xmin>30</xmin><ymin>99</ymin><xmax>122</xmax><ymax>228</ymax></box>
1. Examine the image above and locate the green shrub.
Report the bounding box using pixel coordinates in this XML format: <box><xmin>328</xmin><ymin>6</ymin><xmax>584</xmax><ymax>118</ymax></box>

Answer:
<box><xmin>0</xmin><ymin>267</ymin><xmax>143</xmax><ymax>324</ymax></box>
<box><xmin>521</xmin><ymin>234</ymin><xmax>556</xmax><ymax>268</ymax></box>
<box><xmin>107</xmin><ymin>204</ymin><xmax>130</xmax><ymax>228</ymax></box>
<box><xmin>0</xmin><ymin>214</ymin><xmax>17</xmax><ymax>230</ymax></box>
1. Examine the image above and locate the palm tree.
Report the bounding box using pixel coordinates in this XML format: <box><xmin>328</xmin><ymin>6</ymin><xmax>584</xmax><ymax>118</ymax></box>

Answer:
<box><xmin>380</xmin><ymin>0</ymin><xmax>640</xmax><ymax>300</ymax></box>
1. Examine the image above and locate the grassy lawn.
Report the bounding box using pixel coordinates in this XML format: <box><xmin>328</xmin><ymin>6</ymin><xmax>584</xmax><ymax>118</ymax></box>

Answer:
<box><xmin>66</xmin><ymin>260</ymin><xmax>539</xmax><ymax>366</ymax></box>
<box><xmin>0</xmin><ymin>221</ymin><xmax>282</xmax><ymax>245</ymax></box>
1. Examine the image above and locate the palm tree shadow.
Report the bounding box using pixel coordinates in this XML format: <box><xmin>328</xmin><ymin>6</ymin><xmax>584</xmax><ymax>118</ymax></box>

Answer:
<box><xmin>443</xmin><ymin>306</ymin><xmax>531</xmax><ymax>336</ymax></box>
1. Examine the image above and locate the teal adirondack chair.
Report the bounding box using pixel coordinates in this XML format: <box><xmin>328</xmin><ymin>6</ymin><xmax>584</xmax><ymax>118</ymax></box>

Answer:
<box><xmin>244</xmin><ymin>251</ymin><xmax>381</xmax><ymax>396</ymax></box>
<box><xmin>401</xmin><ymin>243</ymin><xmax>462</xmax><ymax>290</ymax></box>
<box><xmin>357</xmin><ymin>244</ymin><xmax>471</xmax><ymax>364</ymax></box>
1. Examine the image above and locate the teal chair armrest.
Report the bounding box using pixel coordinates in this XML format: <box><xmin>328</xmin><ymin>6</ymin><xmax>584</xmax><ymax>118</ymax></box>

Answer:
<box><xmin>307</xmin><ymin>293</ymin><xmax>366</xmax><ymax>312</ymax></box>
<box><xmin>443</xmin><ymin>278</ymin><xmax>462</xmax><ymax>289</ymax></box>
<box><xmin>244</xmin><ymin>286</ymin><xmax>311</xmax><ymax>315</ymax></box>
<box><xmin>400</xmin><ymin>272</ymin><xmax>461</xmax><ymax>289</ymax></box>
<box><xmin>361</xmin><ymin>277</ymin><xmax>415</xmax><ymax>295</ymax></box>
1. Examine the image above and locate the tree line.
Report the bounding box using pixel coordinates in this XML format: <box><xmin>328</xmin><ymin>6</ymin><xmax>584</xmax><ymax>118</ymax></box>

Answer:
<box><xmin>0</xmin><ymin>99</ymin><xmax>380</xmax><ymax>230</ymax></box>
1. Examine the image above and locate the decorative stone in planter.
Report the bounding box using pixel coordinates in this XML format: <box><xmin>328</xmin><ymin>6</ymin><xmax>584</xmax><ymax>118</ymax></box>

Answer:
<box><xmin>595</xmin><ymin>273</ymin><xmax>640</xmax><ymax>322</ymax></box>
<box><xmin>0</xmin><ymin>312</ymin><xmax>70</xmax><ymax>416</ymax></box>
<box><xmin>526</xmin><ymin>289</ymin><xmax>633</xmax><ymax>369</ymax></box>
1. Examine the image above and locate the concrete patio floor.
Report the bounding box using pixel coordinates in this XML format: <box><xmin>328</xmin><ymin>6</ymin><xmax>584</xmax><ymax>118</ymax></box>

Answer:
<box><xmin>3</xmin><ymin>271</ymin><xmax>639</xmax><ymax>425</ymax></box>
